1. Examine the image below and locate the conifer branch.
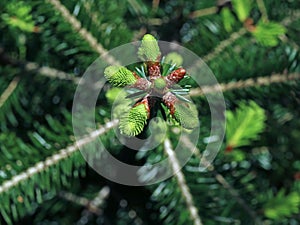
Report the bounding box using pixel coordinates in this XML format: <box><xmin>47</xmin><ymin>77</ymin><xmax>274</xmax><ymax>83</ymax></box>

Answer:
<box><xmin>24</xmin><ymin>61</ymin><xmax>81</xmax><ymax>83</ymax></box>
<box><xmin>280</xmin><ymin>35</ymin><xmax>300</xmax><ymax>51</ymax></box>
<box><xmin>59</xmin><ymin>186</ymin><xmax>110</xmax><ymax>215</ymax></box>
<box><xmin>198</xmin><ymin>10</ymin><xmax>299</xmax><ymax>65</ymax></box>
<box><xmin>180</xmin><ymin>135</ymin><xmax>260</xmax><ymax>223</ymax></box>
<box><xmin>0</xmin><ymin>76</ymin><xmax>20</xmax><ymax>109</ymax></box>
<box><xmin>164</xmin><ymin>138</ymin><xmax>203</xmax><ymax>225</ymax></box>
<box><xmin>82</xmin><ymin>1</ymin><xmax>103</xmax><ymax>33</ymax></box>
<box><xmin>0</xmin><ymin>120</ymin><xmax>118</xmax><ymax>195</ymax></box>
<box><xmin>0</xmin><ymin>48</ymin><xmax>80</xmax><ymax>82</ymax></box>
<box><xmin>189</xmin><ymin>72</ymin><xmax>300</xmax><ymax>96</ymax></box>
<box><xmin>202</xmin><ymin>28</ymin><xmax>247</xmax><ymax>63</ymax></box>
<box><xmin>46</xmin><ymin>0</ymin><xmax>119</xmax><ymax>65</ymax></box>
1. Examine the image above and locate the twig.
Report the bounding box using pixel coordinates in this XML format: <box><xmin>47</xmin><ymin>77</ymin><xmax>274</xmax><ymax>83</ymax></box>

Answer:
<box><xmin>0</xmin><ymin>48</ymin><xmax>80</xmax><ymax>83</ymax></box>
<box><xmin>0</xmin><ymin>120</ymin><xmax>118</xmax><ymax>194</ymax></box>
<box><xmin>189</xmin><ymin>72</ymin><xmax>300</xmax><ymax>97</ymax></box>
<box><xmin>59</xmin><ymin>186</ymin><xmax>110</xmax><ymax>215</ymax></box>
<box><xmin>46</xmin><ymin>0</ymin><xmax>119</xmax><ymax>65</ymax></box>
<box><xmin>214</xmin><ymin>173</ymin><xmax>259</xmax><ymax>220</ymax></box>
<box><xmin>280</xmin><ymin>35</ymin><xmax>300</xmax><ymax>51</ymax></box>
<box><xmin>203</xmin><ymin>28</ymin><xmax>247</xmax><ymax>63</ymax></box>
<box><xmin>180</xmin><ymin>135</ymin><xmax>261</xmax><ymax>224</ymax></box>
<box><xmin>164</xmin><ymin>139</ymin><xmax>203</xmax><ymax>225</ymax></box>
<box><xmin>195</xmin><ymin>9</ymin><xmax>299</xmax><ymax>66</ymax></box>
<box><xmin>189</xmin><ymin>7</ymin><xmax>218</xmax><ymax>19</ymax></box>
<box><xmin>188</xmin><ymin>27</ymin><xmax>247</xmax><ymax>76</ymax></box>
<box><xmin>24</xmin><ymin>61</ymin><xmax>81</xmax><ymax>83</ymax></box>
<box><xmin>256</xmin><ymin>0</ymin><xmax>268</xmax><ymax>22</ymax></box>
<box><xmin>0</xmin><ymin>76</ymin><xmax>20</xmax><ymax>108</ymax></box>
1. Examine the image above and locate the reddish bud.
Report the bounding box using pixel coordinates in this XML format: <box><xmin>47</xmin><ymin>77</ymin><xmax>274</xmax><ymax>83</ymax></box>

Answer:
<box><xmin>162</xmin><ymin>92</ymin><xmax>178</xmax><ymax>115</ymax></box>
<box><xmin>166</xmin><ymin>68</ymin><xmax>186</xmax><ymax>86</ymax></box>
<box><xmin>225</xmin><ymin>145</ymin><xmax>234</xmax><ymax>153</ymax></box>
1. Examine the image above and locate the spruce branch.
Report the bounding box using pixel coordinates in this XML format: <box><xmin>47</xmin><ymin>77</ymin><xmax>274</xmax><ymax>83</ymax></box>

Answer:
<box><xmin>280</xmin><ymin>35</ymin><xmax>300</xmax><ymax>51</ymax></box>
<box><xmin>59</xmin><ymin>186</ymin><xmax>110</xmax><ymax>216</ymax></box>
<box><xmin>0</xmin><ymin>48</ymin><xmax>80</xmax><ymax>82</ymax></box>
<box><xmin>202</xmin><ymin>28</ymin><xmax>247</xmax><ymax>63</ymax></box>
<box><xmin>164</xmin><ymin>138</ymin><xmax>203</xmax><ymax>225</ymax></box>
<box><xmin>180</xmin><ymin>135</ymin><xmax>261</xmax><ymax>224</ymax></box>
<box><xmin>0</xmin><ymin>120</ymin><xmax>118</xmax><ymax>195</ymax></box>
<box><xmin>226</xmin><ymin>101</ymin><xmax>266</xmax><ymax>150</ymax></box>
<box><xmin>195</xmin><ymin>10</ymin><xmax>299</xmax><ymax>65</ymax></box>
<box><xmin>189</xmin><ymin>72</ymin><xmax>300</xmax><ymax>96</ymax></box>
<box><xmin>46</xmin><ymin>0</ymin><xmax>119</xmax><ymax>65</ymax></box>
<box><xmin>82</xmin><ymin>1</ymin><xmax>103</xmax><ymax>34</ymax></box>
<box><xmin>24</xmin><ymin>62</ymin><xmax>80</xmax><ymax>82</ymax></box>
<box><xmin>0</xmin><ymin>76</ymin><xmax>20</xmax><ymax>109</ymax></box>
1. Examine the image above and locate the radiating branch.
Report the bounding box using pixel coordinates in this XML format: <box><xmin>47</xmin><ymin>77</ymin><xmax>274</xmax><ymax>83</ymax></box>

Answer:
<box><xmin>0</xmin><ymin>48</ymin><xmax>80</xmax><ymax>83</ymax></box>
<box><xmin>198</xmin><ymin>9</ymin><xmax>299</xmax><ymax>65</ymax></box>
<box><xmin>164</xmin><ymin>138</ymin><xmax>203</xmax><ymax>225</ymax></box>
<box><xmin>180</xmin><ymin>135</ymin><xmax>261</xmax><ymax>223</ymax></box>
<box><xmin>24</xmin><ymin>61</ymin><xmax>81</xmax><ymax>83</ymax></box>
<box><xmin>46</xmin><ymin>0</ymin><xmax>119</xmax><ymax>65</ymax></box>
<box><xmin>0</xmin><ymin>120</ymin><xmax>118</xmax><ymax>194</ymax></box>
<box><xmin>203</xmin><ymin>28</ymin><xmax>247</xmax><ymax>63</ymax></box>
<box><xmin>59</xmin><ymin>186</ymin><xmax>110</xmax><ymax>215</ymax></box>
<box><xmin>189</xmin><ymin>72</ymin><xmax>300</xmax><ymax>97</ymax></box>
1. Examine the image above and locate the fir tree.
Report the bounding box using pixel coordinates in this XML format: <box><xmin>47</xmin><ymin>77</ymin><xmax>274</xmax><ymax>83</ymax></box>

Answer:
<box><xmin>0</xmin><ymin>0</ymin><xmax>300</xmax><ymax>224</ymax></box>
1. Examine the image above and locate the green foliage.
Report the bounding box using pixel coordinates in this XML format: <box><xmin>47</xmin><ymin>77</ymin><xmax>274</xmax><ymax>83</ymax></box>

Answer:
<box><xmin>104</xmin><ymin>65</ymin><xmax>137</xmax><ymax>87</ymax></box>
<box><xmin>252</xmin><ymin>21</ymin><xmax>287</xmax><ymax>47</ymax></box>
<box><xmin>226</xmin><ymin>101</ymin><xmax>266</xmax><ymax>149</ymax></box>
<box><xmin>119</xmin><ymin>103</ymin><xmax>149</xmax><ymax>136</ymax></box>
<box><xmin>232</xmin><ymin>0</ymin><xmax>252</xmax><ymax>22</ymax></box>
<box><xmin>220</xmin><ymin>8</ymin><xmax>236</xmax><ymax>32</ymax></box>
<box><xmin>1</xmin><ymin>1</ymin><xmax>36</xmax><ymax>33</ymax></box>
<box><xmin>264</xmin><ymin>190</ymin><xmax>300</xmax><ymax>220</ymax></box>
